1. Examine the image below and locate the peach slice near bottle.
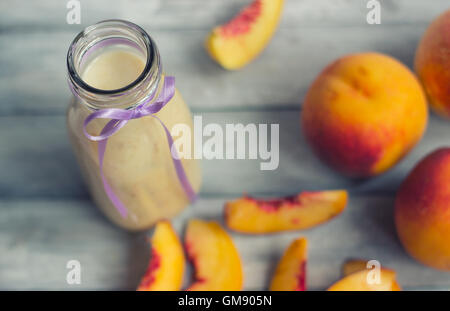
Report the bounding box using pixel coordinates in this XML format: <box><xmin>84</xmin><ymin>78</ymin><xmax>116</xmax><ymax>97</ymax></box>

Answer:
<box><xmin>225</xmin><ymin>190</ymin><xmax>348</xmax><ymax>234</ymax></box>
<box><xmin>328</xmin><ymin>266</ymin><xmax>400</xmax><ymax>291</ymax></box>
<box><xmin>270</xmin><ymin>237</ymin><xmax>307</xmax><ymax>291</ymax></box>
<box><xmin>342</xmin><ymin>259</ymin><xmax>372</xmax><ymax>277</ymax></box>
<box><xmin>185</xmin><ymin>219</ymin><xmax>243</xmax><ymax>291</ymax></box>
<box><xmin>341</xmin><ymin>259</ymin><xmax>402</xmax><ymax>290</ymax></box>
<box><xmin>205</xmin><ymin>0</ymin><xmax>284</xmax><ymax>70</ymax></box>
<box><xmin>137</xmin><ymin>221</ymin><xmax>185</xmax><ymax>291</ymax></box>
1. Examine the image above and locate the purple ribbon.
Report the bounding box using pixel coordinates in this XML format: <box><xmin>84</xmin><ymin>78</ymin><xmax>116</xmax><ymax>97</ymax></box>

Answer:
<box><xmin>81</xmin><ymin>76</ymin><xmax>197</xmax><ymax>218</ymax></box>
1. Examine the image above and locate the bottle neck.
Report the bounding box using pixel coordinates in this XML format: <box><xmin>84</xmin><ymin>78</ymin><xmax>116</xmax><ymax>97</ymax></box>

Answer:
<box><xmin>67</xmin><ymin>20</ymin><xmax>161</xmax><ymax>110</ymax></box>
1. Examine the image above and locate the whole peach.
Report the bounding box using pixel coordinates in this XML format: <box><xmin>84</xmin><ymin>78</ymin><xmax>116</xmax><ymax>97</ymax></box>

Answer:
<box><xmin>302</xmin><ymin>52</ymin><xmax>428</xmax><ymax>178</ymax></box>
<box><xmin>395</xmin><ymin>148</ymin><xmax>450</xmax><ymax>270</ymax></box>
<box><xmin>415</xmin><ymin>10</ymin><xmax>450</xmax><ymax>118</ymax></box>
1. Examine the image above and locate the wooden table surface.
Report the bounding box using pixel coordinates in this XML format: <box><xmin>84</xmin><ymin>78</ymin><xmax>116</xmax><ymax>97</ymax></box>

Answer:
<box><xmin>1</xmin><ymin>0</ymin><xmax>450</xmax><ymax>290</ymax></box>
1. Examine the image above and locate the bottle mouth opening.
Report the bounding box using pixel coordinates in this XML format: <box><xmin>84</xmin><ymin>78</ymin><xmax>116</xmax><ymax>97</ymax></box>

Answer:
<box><xmin>67</xmin><ymin>20</ymin><xmax>159</xmax><ymax>98</ymax></box>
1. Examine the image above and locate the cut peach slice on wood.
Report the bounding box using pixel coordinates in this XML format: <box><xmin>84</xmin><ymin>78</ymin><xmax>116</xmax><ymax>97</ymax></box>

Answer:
<box><xmin>205</xmin><ymin>0</ymin><xmax>284</xmax><ymax>70</ymax></box>
<box><xmin>185</xmin><ymin>219</ymin><xmax>243</xmax><ymax>291</ymax></box>
<box><xmin>270</xmin><ymin>238</ymin><xmax>307</xmax><ymax>291</ymax></box>
<box><xmin>342</xmin><ymin>259</ymin><xmax>371</xmax><ymax>276</ymax></box>
<box><xmin>137</xmin><ymin>221</ymin><xmax>184</xmax><ymax>291</ymax></box>
<box><xmin>328</xmin><ymin>267</ymin><xmax>400</xmax><ymax>291</ymax></box>
<box><xmin>341</xmin><ymin>259</ymin><xmax>402</xmax><ymax>290</ymax></box>
<box><xmin>225</xmin><ymin>190</ymin><xmax>348</xmax><ymax>234</ymax></box>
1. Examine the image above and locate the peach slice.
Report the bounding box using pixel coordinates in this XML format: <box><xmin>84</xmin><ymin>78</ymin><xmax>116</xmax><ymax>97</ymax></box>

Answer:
<box><xmin>137</xmin><ymin>221</ymin><xmax>185</xmax><ymax>291</ymax></box>
<box><xmin>185</xmin><ymin>219</ymin><xmax>243</xmax><ymax>291</ymax></box>
<box><xmin>205</xmin><ymin>0</ymin><xmax>284</xmax><ymax>70</ymax></box>
<box><xmin>225</xmin><ymin>190</ymin><xmax>348</xmax><ymax>234</ymax></box>
<box><xmin>328</xmin><ymin>267</ymin><xmax>399</xmax><ymax>291</ymax></box>
<box><xmin>342</xmin><ymin>259</ymin><xmax>371</xmax><ymax>277</ymax></box>
<box><xmin>341</xmin><ymin>259</ymin><xmax>402</xmax><ymax>290</ymax></box>
<box><xmin>270</xmin><ymin>238</ymin><xmax>307</xmax><ymax>291</ymax></box>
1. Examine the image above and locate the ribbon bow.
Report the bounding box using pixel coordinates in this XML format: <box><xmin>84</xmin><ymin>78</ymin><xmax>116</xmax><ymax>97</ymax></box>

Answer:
<box><xmin>82</xmin><ymin>76</ymin><xmax>197</xmax><ymax>218</ymax></box>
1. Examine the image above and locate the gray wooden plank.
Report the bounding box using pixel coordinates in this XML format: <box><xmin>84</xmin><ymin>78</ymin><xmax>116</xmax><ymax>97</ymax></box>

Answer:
<box><xmin>0</xmin><ymin>112</ymin><xmax>449</xmax><ymax>199</ymax></box>
<box><xmin>0</xmin><ymin>25</ymin><xmax>431</xmax><ymax>114</ymax></box>
<box><xmin>1</xmin><ymin>196</ymin><xmax>449</xmax><ymax>290</ymax></box>
<box><xmin>1</xmin><ymin>0</ymin><xmax>450</xmax><ymax>292</ymax></box>
<box><xmin>1</xmin><ymin>0</ymin><xmax>448</xmax><ymax>29</ymax></box>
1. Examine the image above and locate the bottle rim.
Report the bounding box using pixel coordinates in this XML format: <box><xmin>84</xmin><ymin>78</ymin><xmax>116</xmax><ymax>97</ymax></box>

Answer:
<box><xmin>67</xmin><ymin>19</ymin><xmax>161</xmax><ymax>109</ymax></box>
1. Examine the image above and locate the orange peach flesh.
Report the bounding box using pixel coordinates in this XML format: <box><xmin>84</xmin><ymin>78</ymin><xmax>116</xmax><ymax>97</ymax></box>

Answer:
<box><xmin>328</xmin><ymin>268</ymin><xmax>398</xmax><ymax>291</ymax></box>
<box><xmin>302</xmin><ymin>52</ymin><xmax>428</xmax><ymax>178</ymax></box>
<box><xmin>395</xmin><ymin>148</ymin><xmax>450</xmax><ymax>271</ymax></box>
<box><xmin>341</xmin><ymin>259</ymin><xmax>402</xmax><ymax>290</ymax></box>
<box><xmin>137</xmin><ymin>221</ymin><xmax>185</xmax><ymax>291</ymax></box>
<box><xmin>225</xmin><ymin>190</ymin><xmax>347</xmax><ymax>233</ymax></box>
<box><xmin>270</xmin><ymin>238</ymin><xmax>307</xmax><ymax>291</ymax></box>
<box><xmin>415</xmin><ymin>10</ymin><xmax>450</xmax><ymax>118</ymax></box>
<box><xmin>205</xmin><ymin>0</ymin><xmax>284</xmax><ymax>70</ymax></box>
<box><xmin>185</xmin><ymin>219</ymin><xmax>243</xmax><ymax>291</ymax></box>
<box><xmin>342</xmin><ymin>259</ymin><xmax>369</xmax><ymax>276</ymax></box>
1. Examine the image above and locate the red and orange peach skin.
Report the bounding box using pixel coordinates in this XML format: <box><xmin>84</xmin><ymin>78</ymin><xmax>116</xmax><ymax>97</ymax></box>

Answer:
<box><xmin>205</xmin><ymin>0</ymin><xmax>284</xmax><ymax>70</ymax></box>
<box><xmin>270</xmin><ymin>237</ymin><xmax>307</xmax><ymax>291</ymax></box>
<box><xmin>137</xmin><ymin>221</ymin><xmax>185</xmax><ymax>291</ymax></box>
<box><xmin>395</xmin><ymin>148</ymin><xmax>450</xmax><ymax>271</ymax></box>
<box><xmin>225</xmin><ymin>190</ymin><xmax>347</xmax><ymax>234</ymax></box>
<box><xmin>415</xmin><ymin>10</ymin><xmax>450</xmax><ymax>118</ymax></box>
<box><xmin>302</xmin><ymin>52</ymin><xmax>428</xmax><ymax>178</ymax></box>
<box><xmin>185</xmin><ymin>219</ymin><xmax>243</xmax><ymax>291</ymax></box>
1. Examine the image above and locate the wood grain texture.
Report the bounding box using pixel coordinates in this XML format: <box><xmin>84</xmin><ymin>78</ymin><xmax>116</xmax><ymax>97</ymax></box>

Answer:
<box><xmin>0</xmin><ymin>25</ymin><xmax>431</xmax><ymax>114</ymax></box>
<box><xmin>1</xmin><ymin>0</ymin><xmax>450</xmax><ymax>290</ymax></box>
<box><xmin>1</xmin><ymin>196</ymin><xmax>449</xmax><ymax>290</ymax></box>
<box><xmin>1</xmin><ymin>0</ymin><xmax>449</xmax><ymax>29</ymax></box>
<box><xmin>1</xmin><ymin>113</ymin><xmax>449</xmax><ymax>199</ymax></box>
<box><xmin>0</xmin><ymin>0</ymin><xmax>449</xmax><ymax>113</ymax></box>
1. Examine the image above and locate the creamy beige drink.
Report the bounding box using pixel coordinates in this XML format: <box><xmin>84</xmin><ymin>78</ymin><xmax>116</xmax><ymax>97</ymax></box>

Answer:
<box><xmin>67</xmin><ymin>21</ymin><xmax>201</xmax><ymax>230</ymax></box>
<box><xmin>82</xmin><ymin>49</ymin><xmax>146</xmax><ymax>90</ymax></box>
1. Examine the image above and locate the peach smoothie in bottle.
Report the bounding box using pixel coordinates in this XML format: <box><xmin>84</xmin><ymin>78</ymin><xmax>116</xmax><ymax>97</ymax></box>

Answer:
<box><xmin>66</xmin><ymin>20</ymin><xmax>201</xmax><ymax>230</ymax></box>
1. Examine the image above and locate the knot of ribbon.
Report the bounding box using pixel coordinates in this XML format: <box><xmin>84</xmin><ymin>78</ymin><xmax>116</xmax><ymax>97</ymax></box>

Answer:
<box><xmin>81</xmin><ymin>76</ymin><xmax>197</xmax><ymax>218</ymax></box>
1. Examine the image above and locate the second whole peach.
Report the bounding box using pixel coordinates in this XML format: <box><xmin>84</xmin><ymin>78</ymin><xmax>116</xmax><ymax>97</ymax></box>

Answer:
<box><xmin>302</xmin><ymin>52</ymin><xmax>428</xmax><ymax>178</ymax></box>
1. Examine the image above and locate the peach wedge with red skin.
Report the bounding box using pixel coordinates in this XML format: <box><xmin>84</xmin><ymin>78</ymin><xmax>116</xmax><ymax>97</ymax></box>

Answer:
<box><xmin>137</xmin><ymin>221</ymin><xmax>185</xmax><ymax>291</ymax></box>
<box><xmin>185</xmin><ymin>219</ymin><xmax>243</xmax><ymax>291</ymax></box>
<box><xmin>205</xmin><ymin>0</ymin><xmax>284</xmax><ymax>70</ymax></box>
<box><xmin>341</xmin><ymin>259</ymin><xmax>402</xmax><ymax>290</ymax></box>
<box><xmin>328</xmin><ymin>268</ymin><xmax>399</xmax><ymax>291</ymax></box>
<box><xmin>270</xmin><ymin>238</ymin><xmax>307</xmax><ymax>291</ymax></box>
<box><xmin>225</xmin><ymin>190</ymin><xmax>348</xmax><ymax>234</ymax></box>
<box><xmin>342</xmin><ymin>259</ymin><xmax>372</xmax><ymax>277</ymax></box>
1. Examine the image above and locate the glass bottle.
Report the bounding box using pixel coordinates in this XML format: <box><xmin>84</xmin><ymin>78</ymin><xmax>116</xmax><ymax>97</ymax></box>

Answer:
<box><xmin>66</xmin><ymin>20</ymin><xmax>201</xmax><ymax>231</ymax></box>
